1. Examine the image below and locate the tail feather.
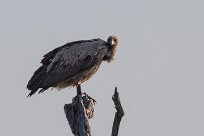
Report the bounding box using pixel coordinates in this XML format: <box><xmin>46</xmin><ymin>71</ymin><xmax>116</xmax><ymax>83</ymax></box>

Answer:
<box><xmin>27</xmin><ymin>66</ymin><xmax>47</xmax><ymax>97</ymax></box>
<box><xmin>27</xmin><ymin>88</ymin><xmax>38</xmax><ymax>97</ymax></box>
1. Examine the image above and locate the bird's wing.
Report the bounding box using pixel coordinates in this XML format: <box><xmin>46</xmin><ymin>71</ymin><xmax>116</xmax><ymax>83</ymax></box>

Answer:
<box><xmin>41</xmin><ymin>39</ymin><xmax>93</xmax><ymax>65</ymax></box>
<box><xmin>40</xmin><ymin>39</ymin><xmax>107</xmax><ymax>87</ymax></box>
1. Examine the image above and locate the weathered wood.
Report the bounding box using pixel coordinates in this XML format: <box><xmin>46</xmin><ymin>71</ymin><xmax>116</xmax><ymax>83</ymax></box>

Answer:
<box><xmin>64</xmin><ymin>93</ymin><xmax>96</xmax><ymax>136</ymax></box>
<box><xmin>111</xmin><ymin>87</ymin><xmax>125</xmax><ymax>136</ymax></box>
<box><xmin>64</xmin><ymin>87</ymin><xmax>124</xmax><ymax>136</ymax></box>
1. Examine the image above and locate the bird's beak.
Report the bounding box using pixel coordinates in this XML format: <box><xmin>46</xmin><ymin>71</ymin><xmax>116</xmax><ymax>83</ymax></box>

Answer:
<box><xmin>111</xmin><ymin>40</ymin><xmax>115</xmax><ymax>46</ymax></box>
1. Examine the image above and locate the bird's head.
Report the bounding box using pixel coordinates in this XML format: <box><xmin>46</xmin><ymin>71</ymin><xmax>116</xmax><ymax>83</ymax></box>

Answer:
<box><xmin>104</xmin><ymin>35</ymin><xmax>118</xmax><ymax>63</ymax></box>
<box><xmin>107</xmin><ymin>35</ymin><xmax>118</xmax><ymax>47</ymax></box>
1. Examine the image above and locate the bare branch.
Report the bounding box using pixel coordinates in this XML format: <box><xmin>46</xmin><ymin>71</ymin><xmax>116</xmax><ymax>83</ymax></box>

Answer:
<box><xmin>111</xmin><ymin>87</ymin><xmax>125</xmax><ymax>136</ymax></box>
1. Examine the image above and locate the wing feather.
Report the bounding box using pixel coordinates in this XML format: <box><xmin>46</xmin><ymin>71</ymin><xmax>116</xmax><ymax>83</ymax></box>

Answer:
<box><xmin>41</xmin><ymin>40</ymin><xmax>107</xmax><ymax>87</ymax></box>
<box><xmin>27</xmin><ymin>38</ymin><xmax>107</xmax><ymax>96</ymax></box>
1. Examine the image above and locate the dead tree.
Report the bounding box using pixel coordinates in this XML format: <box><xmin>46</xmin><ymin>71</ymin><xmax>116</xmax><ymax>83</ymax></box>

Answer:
<box><xmin>64</xmin><ymin>87</ymin><xmax>124</xmax><ymax>136</ymax></box>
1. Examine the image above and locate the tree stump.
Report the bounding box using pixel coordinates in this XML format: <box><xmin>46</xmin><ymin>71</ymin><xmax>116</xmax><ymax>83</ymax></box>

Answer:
<box><xmin>64</xmin><ymin>87</ymin><xmax>124</xmax><ymax>136</ymax></box>
<box><xmin>64</xmin><ymin>93</ymin><xmax>96</xmax><ymax>136</ymax></box>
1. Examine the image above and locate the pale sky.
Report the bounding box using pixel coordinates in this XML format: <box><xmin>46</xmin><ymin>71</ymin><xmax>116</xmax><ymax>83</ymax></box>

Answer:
<box><xmin>0</xmin><ymin>0</ymin><xmax>204</xmax><ymax>136</ymax></box>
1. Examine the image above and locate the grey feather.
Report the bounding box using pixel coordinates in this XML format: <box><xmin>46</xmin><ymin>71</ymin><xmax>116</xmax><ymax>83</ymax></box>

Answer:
<box><xmin>27</xmin><ymin>36</ymin><xmax>118</xmax><ymax>96</ymax></box>
<box><xmin>42</xmin><ymin>40</ymin><xmax>107</xmax><ymax>88</ymax></box>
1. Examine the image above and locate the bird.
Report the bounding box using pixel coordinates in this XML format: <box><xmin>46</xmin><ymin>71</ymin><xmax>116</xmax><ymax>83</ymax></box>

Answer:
<box><xmin>27</xmin><ymin>36</ymin><xmax>118</xmax><ymax>97</ymax></box>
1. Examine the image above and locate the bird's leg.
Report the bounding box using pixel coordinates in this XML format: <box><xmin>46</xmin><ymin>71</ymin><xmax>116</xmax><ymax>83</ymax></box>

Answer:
<box><xmin>77</xmin><ymin>84</ymin><xmax>82</xmax><ymax>95</ymax></box>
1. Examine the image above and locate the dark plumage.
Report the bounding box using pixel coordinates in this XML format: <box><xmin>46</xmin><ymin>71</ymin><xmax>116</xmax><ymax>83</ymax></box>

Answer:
<box><xmin>27</xmin><ymin>36</ymin><xmax>118</xmax><ymax>97</ymax></box>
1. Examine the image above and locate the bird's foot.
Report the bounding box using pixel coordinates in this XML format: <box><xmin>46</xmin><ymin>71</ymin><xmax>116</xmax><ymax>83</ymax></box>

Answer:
<box><xmin>82</xmin><ymin>92</ymin><xmax>97</xmax><ymax>104</ymax></box>
<box><xmin>71</xmin><ymin>92</ymin><xmax>96</xmax><ymax>119</ymax></box>
<box><xmin>81</xmin><ymin>93</ymin><xmax>96</xmax><ymax>119</ymax></box>
<box><xmin>72</xmin><ymin>92</ymin><xmax>96</xmax><ymax>104</ymax></box>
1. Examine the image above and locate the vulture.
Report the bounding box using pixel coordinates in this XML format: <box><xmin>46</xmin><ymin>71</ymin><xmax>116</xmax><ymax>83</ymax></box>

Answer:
<box><xmin>27</xmin><ymin>36</ymin><xmax>118</xmax><ymax>97</ymax></box>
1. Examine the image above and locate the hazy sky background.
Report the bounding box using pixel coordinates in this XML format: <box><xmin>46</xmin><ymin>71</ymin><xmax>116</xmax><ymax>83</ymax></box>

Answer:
<box><xmin>0</xmin><ymin>0</ymin><xmax>204</xmax><ymax>136</ymax></box>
